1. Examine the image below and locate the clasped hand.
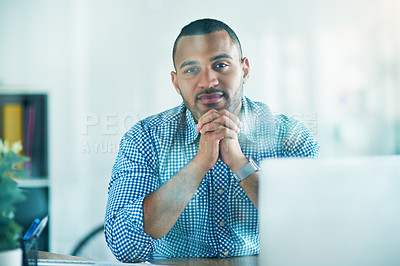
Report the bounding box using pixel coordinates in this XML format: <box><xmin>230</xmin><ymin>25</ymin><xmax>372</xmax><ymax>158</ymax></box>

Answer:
<box><xmin>193</xmin><ymin>109</ymin><xmax>247</xmax><ymax>172</ymax></box>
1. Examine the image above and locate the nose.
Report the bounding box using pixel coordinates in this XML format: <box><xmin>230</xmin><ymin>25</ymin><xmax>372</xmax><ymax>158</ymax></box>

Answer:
<box><xmin>197</xmin><ymin>68</ymin><xmax>219</xmax><ymax>89</ymax></box>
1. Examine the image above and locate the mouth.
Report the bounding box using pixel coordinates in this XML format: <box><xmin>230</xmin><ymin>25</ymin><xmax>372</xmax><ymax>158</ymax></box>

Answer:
<box><xmin>197</xmin><ymin>92</ymin><xmax>224</xmax><ymax>105</ymax></box>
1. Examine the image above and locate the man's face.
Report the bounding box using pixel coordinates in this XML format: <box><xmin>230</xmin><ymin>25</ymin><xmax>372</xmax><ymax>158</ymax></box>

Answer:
<box><xmin>171</xmin><ymin>30</ymin><xmax>250</xmax><ymax>122</ymax></box>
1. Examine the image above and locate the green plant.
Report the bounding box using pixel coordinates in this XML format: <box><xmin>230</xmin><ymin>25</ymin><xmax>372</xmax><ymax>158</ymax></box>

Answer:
<box><xmin>0</xmin><ymin>139</ymin><xmax>28</xmax><ymax>251</ymax></box>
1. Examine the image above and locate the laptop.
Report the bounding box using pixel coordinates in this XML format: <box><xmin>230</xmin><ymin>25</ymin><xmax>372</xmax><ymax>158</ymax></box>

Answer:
<box><xmin>259</xmin><ymin>156</ymin><xmax>400</xmax><ymax>266</ymax></box>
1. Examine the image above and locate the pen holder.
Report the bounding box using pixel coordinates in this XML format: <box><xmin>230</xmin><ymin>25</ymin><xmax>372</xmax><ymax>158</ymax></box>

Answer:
<box><xmin>22</xmin><ymin>236</ymin><xmax>38</xmax><ymax>266</ymax></box>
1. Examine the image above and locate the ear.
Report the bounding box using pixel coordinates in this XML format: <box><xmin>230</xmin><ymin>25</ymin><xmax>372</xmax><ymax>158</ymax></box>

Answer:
<box><xmin>171</xmin><ymin>71</ymin><xmax>181</xmax><ymax>95</ymax></box>
<box><xmin>241</xmin><ymin>57</ymin><xmax>250</xmax><ymax>84</ymax></box>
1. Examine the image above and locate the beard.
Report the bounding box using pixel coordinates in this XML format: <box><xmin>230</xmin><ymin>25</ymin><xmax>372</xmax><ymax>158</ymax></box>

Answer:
<box><xmin>178</xmin><ymin>82</ymin><xmax>244</xmax><ymax>122</ymax></box>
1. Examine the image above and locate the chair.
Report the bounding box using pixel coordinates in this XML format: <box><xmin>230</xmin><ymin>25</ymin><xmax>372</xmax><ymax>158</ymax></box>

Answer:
<box><xmin>71</xmin><ymin>224</ymin><xmax>116</xmax><ymax>261</ymax></box>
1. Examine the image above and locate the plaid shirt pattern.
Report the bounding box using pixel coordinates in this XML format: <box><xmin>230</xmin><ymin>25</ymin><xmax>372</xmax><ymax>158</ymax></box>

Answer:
<box><xmin>105</xmin><ymin>96</ymin><xmax>320</xmax><ymax>262</ymax></box>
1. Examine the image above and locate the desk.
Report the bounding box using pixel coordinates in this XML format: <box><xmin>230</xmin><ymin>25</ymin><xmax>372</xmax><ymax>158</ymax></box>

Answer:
<box><xmin>38</xmin><ymin>251</ymin><xmax>95</xmax><ymax>262</ymax></box>
<box><xmin>38</xmin><ymin>251</ymin><xmax>258</xmax><ymax>265</ymax></box>
<box><xmin>148</xmin><ymin>255</ymin><xmax>258</xmax><ymax>265</ymax></box>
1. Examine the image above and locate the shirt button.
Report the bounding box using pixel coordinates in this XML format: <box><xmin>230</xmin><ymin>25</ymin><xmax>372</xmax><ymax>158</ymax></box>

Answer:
<box><xmin>223</xmin><ymin>251</ymin><xmax>229</xmax><ymax>256</ymax></box>
<box><xmin>219</xmin><ymin>221</ymin><xmax>225</xmax><ymax>226</ymax></box>
<box><xmin>218</xmin><ymin>189</ymin><xmax>224</xmax><ymax>194</ymax></box>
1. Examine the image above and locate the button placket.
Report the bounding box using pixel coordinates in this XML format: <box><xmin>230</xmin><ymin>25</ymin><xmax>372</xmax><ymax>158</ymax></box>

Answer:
<box><xmin>212</xmin><ymin>160</ymin><xmax>232</xmax><ymax>256</ymax></box>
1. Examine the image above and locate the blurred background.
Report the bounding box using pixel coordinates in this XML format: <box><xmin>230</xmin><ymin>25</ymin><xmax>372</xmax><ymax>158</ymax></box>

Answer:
<box><xmin>0</xmin><ymin>0</ymin><xmax>399</xmax><ymax>259</ymax></box>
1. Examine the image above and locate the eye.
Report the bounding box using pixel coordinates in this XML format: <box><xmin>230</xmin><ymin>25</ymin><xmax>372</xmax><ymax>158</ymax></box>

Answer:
<box><xmin>214</xmin><ymin>62</ymin><xmax>229</xmax><ymax>69</ymax></box>
<box><xmin>183</xmin><ymin>66</ymin><xmax>200</xmax><ymax>74</ymax></box>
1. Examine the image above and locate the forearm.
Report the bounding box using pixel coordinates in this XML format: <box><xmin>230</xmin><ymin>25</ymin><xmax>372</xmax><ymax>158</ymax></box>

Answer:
<box><xmin>143</xmin><ymin>158</ymin><xmax>208</xmax><ymax>239</ymax></box>
<box><xmin>237</xmin><ymin>171</ymin><xmax>259</xmax><ymax>208</ymax></box>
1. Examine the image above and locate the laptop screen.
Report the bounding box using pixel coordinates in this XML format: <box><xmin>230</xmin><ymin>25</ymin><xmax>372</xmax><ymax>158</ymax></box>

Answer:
<box><xmin>259</xmin><ymin>156</ymin><xmax>400</xmax><ymax>266</ymax></box>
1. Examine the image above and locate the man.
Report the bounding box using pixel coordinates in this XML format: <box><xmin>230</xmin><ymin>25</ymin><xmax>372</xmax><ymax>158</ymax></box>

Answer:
<box><xmin>105</xmin><ymin>18</ymin><xmax>319</xmax><ymax>262</ymax></box>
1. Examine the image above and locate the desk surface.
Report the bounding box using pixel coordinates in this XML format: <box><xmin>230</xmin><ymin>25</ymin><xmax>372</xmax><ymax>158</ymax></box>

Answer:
<box><xmin>149</xmin><ymin>255</ymin><xmax>258</xmax><ymax>265</ymax></box>
<box><xmin>38</xmin><ymin>251</ymin><xmax>96</xmax><ymax>261</ymax></box>
<box><xmin>38</xmin><ymin>251</ymin><xmax>258</xmax><ymax>265</ymax></box>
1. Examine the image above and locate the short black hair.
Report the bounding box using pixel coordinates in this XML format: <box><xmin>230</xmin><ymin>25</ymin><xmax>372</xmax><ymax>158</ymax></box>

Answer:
<box><xmin>172</xmin><ymin>18</ymin><xmax>243</xmax><ymax>69</ymax></box>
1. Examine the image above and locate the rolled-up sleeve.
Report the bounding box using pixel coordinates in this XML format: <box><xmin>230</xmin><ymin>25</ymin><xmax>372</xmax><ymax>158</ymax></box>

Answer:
<box><xmin>105</xmin><ymin>123</ymin><xmax>159</xmax><ymax>262</ymax></box>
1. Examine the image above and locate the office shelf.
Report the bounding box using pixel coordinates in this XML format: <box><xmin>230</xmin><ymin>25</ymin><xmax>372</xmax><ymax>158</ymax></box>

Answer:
<box><xmin>17</xmin><ymin>178</ymin><xmax>50</xmax><ymax>188</ymax></box>
<box><xmin>0</xmin><ymin>92</ymin><xmax>50</xmax><ymax>251</ymax></box>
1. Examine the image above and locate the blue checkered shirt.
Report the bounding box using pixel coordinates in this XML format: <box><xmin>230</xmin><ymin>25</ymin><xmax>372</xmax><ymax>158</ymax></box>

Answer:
<box><xmin>105</xmin><ymin>96</ymin><xmax>320</xmax><ymax>262</ymax></box>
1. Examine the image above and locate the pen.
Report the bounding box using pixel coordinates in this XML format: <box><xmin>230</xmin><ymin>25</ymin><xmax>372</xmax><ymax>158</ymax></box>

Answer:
<box><xmin>30</xmin><ymin>216</ymin><xmax>48</xmax><ymax>239</ymax></box>
<box><xmin>23</xmin><ymin>218</ymin><xmax>40</xmax><ymax>240</ymax></box>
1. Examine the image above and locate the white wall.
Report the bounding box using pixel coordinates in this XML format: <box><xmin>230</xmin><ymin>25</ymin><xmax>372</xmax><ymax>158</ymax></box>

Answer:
<box><xmin>0</xmin><ymin>0</ymin><xmax>399</xmax><ymax>255</ymax></box>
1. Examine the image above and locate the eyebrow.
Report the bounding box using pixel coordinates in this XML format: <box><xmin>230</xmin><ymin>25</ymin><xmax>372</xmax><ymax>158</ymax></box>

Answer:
<box><xmin>179</xmin><ymin>61</ymin><xmax>199</xmax><ymax>69</ymax></box>
<box><xmin>179</xmin><ymin>54</ymin><xmax>233</xmax><ymax>70</ymax></box>
<box><xmin>210</xmin><ymin>53</ymin><xmax>233</xmax><ymax>61</ymax></box>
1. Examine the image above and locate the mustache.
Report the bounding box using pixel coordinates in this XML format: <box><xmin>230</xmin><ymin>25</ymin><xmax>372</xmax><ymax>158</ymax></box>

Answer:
<box><xmin>195</xmin><ymin>88</ymin><xmax>225</xmax><ymax>99</ymax></box>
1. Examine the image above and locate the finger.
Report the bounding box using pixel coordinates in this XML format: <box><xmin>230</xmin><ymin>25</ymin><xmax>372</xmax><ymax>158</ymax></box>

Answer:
<box><xmin>199</xmin><ymin>121</ymin><xmax>224</xmax><ymax>134</ymax></box>
<box><xmin>196</xmin><ymin>109</ymin><xmax>243</xmax><ymax>132</ymax></box>
<box><xmin>214</xmin><ymin>126</ymin><xmax>238</xmax><ymax>140</ymax></box>
<box><xmin>200</xmin><ymin>116</ymin><xmax>240</xmax><ymax>134</ymax></box>
<box><xmin>217</xmin><ymin>109</ymin><xmax>243</xmax><ymax>128</ymax></box>
<box><xmin>202</xmin><ymin>125</ymin><xmax>238</xmax><ymax>140</ymax></box>
<box><xmin>196</xmin><ymin>109</ymin><xmax>220</xmax><ymax>132</ymax></box>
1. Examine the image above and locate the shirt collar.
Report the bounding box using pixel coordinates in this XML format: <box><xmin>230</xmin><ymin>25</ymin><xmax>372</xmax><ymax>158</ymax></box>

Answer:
<box><xmin>185</xmin><ymin>108</ymin><xmax>199</xmax><ymax>144</ymax></box>
<box><xmin>238</xmin><ymin>96</ymin><xmax>257</xmax><ymax>144</ymax></box>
